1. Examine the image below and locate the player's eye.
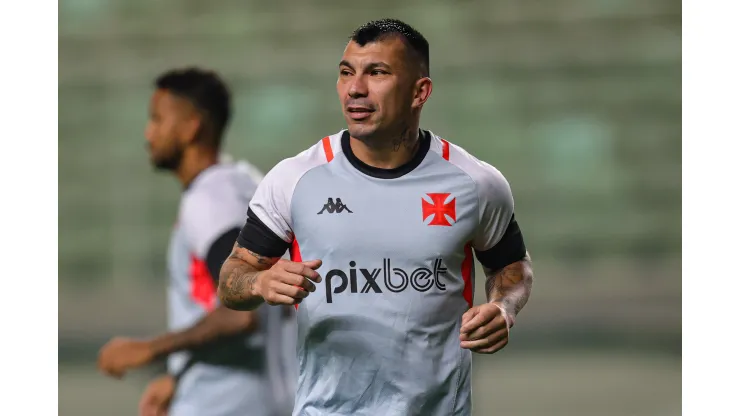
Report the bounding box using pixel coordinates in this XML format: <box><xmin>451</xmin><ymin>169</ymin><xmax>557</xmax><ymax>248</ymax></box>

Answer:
<box><xmin>340</xmin><ymin>69</ymin><xmax>352</xmax><ymax>76</ymax></box>
<box><xmin>370</xmin><ymin>69</ymin><xmax>388</xmax><ymax>76</ymax></box>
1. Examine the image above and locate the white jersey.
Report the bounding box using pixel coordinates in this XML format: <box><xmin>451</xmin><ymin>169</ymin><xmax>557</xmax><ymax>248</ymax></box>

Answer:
<box><xmin>238</xmin><ymin>131</ymin><xmax>527</xmax><ymax>416</ymax></box>
<box><xmin>167</xmin><ymin>160</ymin><xmax>296</xmax><ymax>416</ymax></box>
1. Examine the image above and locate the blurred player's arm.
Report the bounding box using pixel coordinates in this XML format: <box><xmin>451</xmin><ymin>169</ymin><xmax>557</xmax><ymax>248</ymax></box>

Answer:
<box><xmin>98</xmin><ymin>229</ymin><xmax>258</xmax><ymax>378</ymax></box>
<box><xmin>147</xmin><ymin>228</ymin><xmax>259</xmax><ymax>356</ymax></box>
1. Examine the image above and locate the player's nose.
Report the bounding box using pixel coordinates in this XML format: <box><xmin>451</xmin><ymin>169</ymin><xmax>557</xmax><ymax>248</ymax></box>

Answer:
<box><xmin>144</xmin><ymin>124</ymin><xmax>156</xmax><ymax>144</ymax></box>
<box><xmin>348</xmin><ymin>77</ymin><xmax>368</xmax><ymax>98</ymax></box>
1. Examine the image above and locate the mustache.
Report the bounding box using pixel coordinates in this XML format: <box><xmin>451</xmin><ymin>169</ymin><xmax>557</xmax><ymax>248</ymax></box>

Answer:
<box><xmin>345</xmin><ymin>101</ymin><xmax>375</xmax><ymax>110</ymax></box>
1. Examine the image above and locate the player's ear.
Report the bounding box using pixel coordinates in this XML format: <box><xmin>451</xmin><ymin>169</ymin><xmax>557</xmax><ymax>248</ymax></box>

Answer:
<box><xmin>180</xmin><ymin>115</ymin><xmax>202</xmax><ymax>145</ymax></box>
<box><xmin>412</xmin><ymin>77</ymin><xmax>432</xmax><ymax>110</ymax></box>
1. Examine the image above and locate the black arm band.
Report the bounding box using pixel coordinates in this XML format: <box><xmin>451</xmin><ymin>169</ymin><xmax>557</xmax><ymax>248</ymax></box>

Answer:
<box><xmin>475</xmin><ymin>214</ymin><xmax>527</xmax><ymax>270</ymax></box>
<box><xmin>236</xmin><ymin>208</ymin><xmax>290</xmax><ymax>258</ymax></box>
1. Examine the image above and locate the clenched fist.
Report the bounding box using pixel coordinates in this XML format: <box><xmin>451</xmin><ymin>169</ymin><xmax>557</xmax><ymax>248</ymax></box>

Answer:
<box><xmin>255</xmin><ymin>259</ymin><xmax>323</xmax><ymax>306</ymax></box>
<box><xmin>459</xmin><ymin>303</ymin><xmax>513</xmax><ymax>354</ymax></box>
<box><xmin>97</xmin><ymin>337</ymin><xmax>155</xmax><ymax>378</ymax></box>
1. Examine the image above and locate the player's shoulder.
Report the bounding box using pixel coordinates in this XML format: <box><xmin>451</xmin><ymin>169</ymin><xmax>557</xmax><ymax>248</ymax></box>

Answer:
<box><xmin>428</xmin><ymin>131</ymin><xmax>510</xmax><ymax>191</ymax></box>
<box><xmin>180</xmin><ymin>163</ymin><xmax>255</xmax><ymax>221</ymax></box>
<box><xmin>262</xmin><ymin>130</ymin><xmax>343</xmax><ymax>184</ymax></box>
<box><xmin>187</xmin><ymin>163</ymin><xmax>256</xmax><ymax>197</ymax></box>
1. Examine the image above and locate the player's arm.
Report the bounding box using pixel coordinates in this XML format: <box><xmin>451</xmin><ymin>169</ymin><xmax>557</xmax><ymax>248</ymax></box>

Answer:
<box><xmin>460</xmin><ymin>164</ymin><xmax>533</xmax><ymax>353</ymax></box>
<box><xmin>474</xmin><ymin>211</ymin><xmax>533</xmax><ymax>327</ymax></box>
<box><xmin>218</xmin><ymin>158</ymin><xmax>323</xmax><ymax>311</ymax></box>
<box><xmin>97</xmin><ymin>229</ymin><xmax>259</xmax><ymax>378</ymax></box>
<box><xmin>483</xmin><ymin>250</ymin><xmax>533</xmax><ymax>328</ymax></box>
<box><xmin>218</xmin><ymin>209</ymin><xmax>321</xmax><ymax>311</ymax></box>
<box><xmin>218</xmin><ymin>240</ymin><xmax>281</xmax><ymax>311</ymax></box>
<box><xmin>147</xmin><ymin>229</ymin><xmax>260</xmax><ymax>356</ymax></box>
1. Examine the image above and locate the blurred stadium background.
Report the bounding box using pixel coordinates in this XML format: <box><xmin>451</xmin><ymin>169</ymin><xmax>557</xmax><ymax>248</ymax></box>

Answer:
<box><xmin>59</xmin><ymin>0</ymin><xmax>681</xmax><ymax>415</ymax></box>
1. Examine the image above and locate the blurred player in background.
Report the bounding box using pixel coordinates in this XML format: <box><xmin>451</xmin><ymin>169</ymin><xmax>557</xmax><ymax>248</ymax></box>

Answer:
<box><xmin>217</xmin><ymin>19</ymin><xmax>534</xmax><ymax>416</ymax></box>
<box><xmin>97</xmin><ymin>67</ymin><xmax>295</xmax><ymax>416</ymax></box>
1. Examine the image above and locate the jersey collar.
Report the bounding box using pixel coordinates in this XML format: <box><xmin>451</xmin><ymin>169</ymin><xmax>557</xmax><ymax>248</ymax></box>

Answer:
<box><xmin>341</xmin><ymin>129</ymin><xmax>431</xmax><ymax>179</ymax></box>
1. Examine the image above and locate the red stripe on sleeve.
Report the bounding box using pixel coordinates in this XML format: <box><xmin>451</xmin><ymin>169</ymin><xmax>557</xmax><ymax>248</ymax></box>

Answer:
<box><xmin>190</xmin><ymin>255</ymin><xmax>216</xmax><ymax>311</ymax></box>
<box><xmin>461</xmin><ymin>243</ymin><xmax>474</xmax><ymax>308</ymax></box>
<box><xmin>322</xmin><ymin>136</ymin><xmax>334</xmax><ymax>162</ymax></box>
<box><xmin>440</xmin><ymin>138</ymin><xmax>450</xmax><ymax>161</ymax></box>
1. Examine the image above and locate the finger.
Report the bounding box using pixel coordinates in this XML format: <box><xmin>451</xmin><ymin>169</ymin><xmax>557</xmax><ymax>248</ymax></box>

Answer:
<box><xmin>461</xmin><ymin>330</ymin><xmax>508</xmax><ymax>351</ymax></box>
<box><xmin>466</xmin><ymin>315</ymin><xmax>507</xmax><ymax>341</ymax></box>
<box><xmin>282</xmin><ymin>262</ymin><xmax>321</xmax><ymax>281</ymax></box>
<box><xmin>485</xmin><ymin>328</ymin><xmax>509</xmax><ymax>346</ymax></box>
<box><xmin>460</xmin><ymin>307</ymin><xmax>478</xmax><ymax>326</ymax></box>
<box><xmin>474</xmin><ymin>337</ymin><xmax>509</xmax><ymax>354</ymax></box>
<box><xmin>302</xmin><ymin>259</ymin><xmax>323</xmax><ymax>271</ymax></box>
<box><xmin>282</xmin><ymin>270</ymin><xmax>319</xmax><ymax>295</ymax></box>
<box><xmin>460</xmin><ymin>311</ymin><xmax>487</xmax><ymax>334</ymax></box>
<box><xmin>265</xmin><ymin>293</ymin><xmax>300</xmax><ymax>306</ymax></box>
<box><xmin>274</xmin><ymin>282</ymin><xmax>310</xmax><ymax>299</ymax></box>
<box><xmin>297</xmin><ymin>276</ymin><xmax>316</xmax><ymax>293</ymax></box>
<box><xmin>460</xmin><ymin>337</ymin><xmax>489</xmax><ymax>350</ymax></box>
<box><xmin>276</xmin><ymin>270</ymin><xmax>316</xmax><ymax>292</ymax></box>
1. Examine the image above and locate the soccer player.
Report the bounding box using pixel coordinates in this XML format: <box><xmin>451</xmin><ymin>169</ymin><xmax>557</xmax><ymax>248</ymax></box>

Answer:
<box><xmin>96</xmin><ymin>68</ymin><xmax>294</xmax><ymax>416</ymax></box>
<box><xmin>218</xmin><ymin>19</ymin><xmax>534</xmax><ymax>416</ymax></box>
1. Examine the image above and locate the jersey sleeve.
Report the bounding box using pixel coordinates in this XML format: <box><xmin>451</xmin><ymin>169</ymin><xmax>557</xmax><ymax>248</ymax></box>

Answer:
<box><xmin>236</xmin><ymin>159</ymin><xmax>298</xmax><ymax>258</ymax></box>
<box><xmin>471</xmin><ymin>163</ymin><xmax>527</xmax><ymax>270</ymax></box>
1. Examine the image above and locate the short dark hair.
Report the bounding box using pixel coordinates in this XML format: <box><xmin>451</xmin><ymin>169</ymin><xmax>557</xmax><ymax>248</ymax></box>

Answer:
<box><xmin>350</xmin><ymin>18</ymin><xmax>430</xmax><ymax>77</ymax></box>
<box><xmin>155</xmin><ymin>67</ymin><xmax>232</xmax><ymax>148</ymax></box>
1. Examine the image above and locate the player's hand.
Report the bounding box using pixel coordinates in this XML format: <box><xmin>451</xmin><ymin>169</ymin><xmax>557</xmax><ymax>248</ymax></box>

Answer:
<box><xmin>459</xmin><ymin>303</ymin><xmax>512</xmax><ymax>354</ymax></box>
<box><xmin>138</xmin><ymin>374</ymin><xmax>175</xmax><ymax>416</ymax></box>
<box><xmin>254</xmin><ymin>259</ymin><xmax>322</xmax><ymax>306</ymax></box>
<box><xmin>97</xmin><ymin>337</ymin><xmax>155</xmax><ymax>379</ymax></box>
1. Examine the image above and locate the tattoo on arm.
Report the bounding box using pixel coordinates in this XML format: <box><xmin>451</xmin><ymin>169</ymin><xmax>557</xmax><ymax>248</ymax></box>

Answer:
<box><xmin>219</xmin><ymin>243</ymin><xmax>277</xmax><ymax>310</ymax></box>
<box><xmin>484</xmin><ymin>252</ymin><xmax>534</xmax><ymax>318</ymax></box>
<box><xmin>226</xmin><ymin>267</ymin><xmax>256</xmax><ymax>298</ymax></box>
<box><xmin>247</xmin><ymin>250</ymin><xmax>273</xmax><ymax>265</ymax></box>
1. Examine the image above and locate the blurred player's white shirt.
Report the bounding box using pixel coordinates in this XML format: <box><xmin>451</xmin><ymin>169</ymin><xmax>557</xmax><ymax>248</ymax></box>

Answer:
<box><xmin>166</xmin><ymin>158</ymin><xmax>296</xmax><ymax>416</ymax></box>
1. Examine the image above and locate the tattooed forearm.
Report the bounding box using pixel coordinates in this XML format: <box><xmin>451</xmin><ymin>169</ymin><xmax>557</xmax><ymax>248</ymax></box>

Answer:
<box><xmin>228</xmin><ymin>243</ymin><xmax>277</xmax><ymax>266</ymax></box>
<box><xmin>218</xmin><ymin>242</ymin><xmax>276</xmax><ymax>311</ymax></box>
<box><xmin>226</xmin><ymin>267</ymin><xmax>255</xmax><ymax>299</ymax></box>
<box><xmin>484</xmin><ymin>252</ymin><xmax>534</xmax><ymax>320</ymax></box>
<box><xmin>218</xmin><ymin>261</ymin><xmax>262</xmax><ymax>311</ymax></box>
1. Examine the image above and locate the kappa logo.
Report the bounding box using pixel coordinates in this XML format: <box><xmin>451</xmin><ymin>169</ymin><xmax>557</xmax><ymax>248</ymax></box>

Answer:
<box><xmin>317</xmin><ymin>198</ymin><xmax>353</xmax><ymax>215</ymax></box>
<box><xmin>422</xmin><ymin>193</ymin><xmax>456</xmax><ymax>226</ymax></box>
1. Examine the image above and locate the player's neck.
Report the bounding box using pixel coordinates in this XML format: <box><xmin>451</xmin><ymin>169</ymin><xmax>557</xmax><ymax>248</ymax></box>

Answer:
<box><xmin>175</xmin><ymin>147</ymin><xmax>219</xmax><ymax>189</ymax></box>
<box><xmin>349</xmin><ymin>128</ymin><xmax>421</xmax><ymax>170</ymax></box>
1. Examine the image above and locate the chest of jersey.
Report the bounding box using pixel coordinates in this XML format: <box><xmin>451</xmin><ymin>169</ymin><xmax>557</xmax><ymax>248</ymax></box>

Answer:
<box><xmin>290</xmin><ymin>155</ymin><xmax>478</xmax><ymax>310</ymax></box>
